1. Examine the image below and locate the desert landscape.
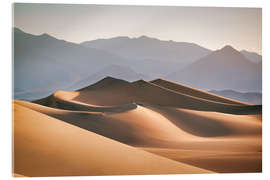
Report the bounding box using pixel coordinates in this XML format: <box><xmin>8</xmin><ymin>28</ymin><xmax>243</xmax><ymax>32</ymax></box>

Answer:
<box><xmin>13</xmin><ymin>4</ymin><xmax>262</xmax><ymax>177</ymax></box>
<box><xmin>13</xmin><ymin>77</ymin><xmax>262</xmax><ymax>176</ymax></box>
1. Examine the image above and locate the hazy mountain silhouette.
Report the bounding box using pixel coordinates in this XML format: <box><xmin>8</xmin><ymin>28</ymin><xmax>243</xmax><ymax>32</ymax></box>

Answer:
<box><xmin>14</xmin><ymin>28</ymin><xmax>214</xmax><ymax>100</ymax></box>
<box><xmin>13</xmin><ymin>27</ymin><xmax>129</xmax><ymax>99</ymax></box>
<box><xmin>209</xmin><ymin>90</ymin><xmax>262</xmax><ymax>105</ymax></box>
<box><xmin>13</xmin><ymin>28</ymin><xmax>261</xmax><ymax>100</ymax></box>
<box><xmin>240</xmin><ymin>50</ymin><xmax>262</xmax><ymax>63</ymax></box>
<box><xmin>81</xmin><ymin>36</ymin><xmax>211</xmax><ymax>67</ymax></box>
<box><xmin>69</xmin><ymin>64</ymin><xmax>148</xmax><ymax>90</ymax></box>
<box><xmin>166</xmin><ymin>45</ymin><xmax>262</xmax><ymax>92</ymax></box>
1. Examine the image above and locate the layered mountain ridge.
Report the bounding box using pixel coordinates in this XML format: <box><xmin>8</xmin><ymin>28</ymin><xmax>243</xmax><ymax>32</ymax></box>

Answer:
<box><xmin>13</xmin><ymin>27</ymin><xmax>262</xmax><ymax>102</ymax></box>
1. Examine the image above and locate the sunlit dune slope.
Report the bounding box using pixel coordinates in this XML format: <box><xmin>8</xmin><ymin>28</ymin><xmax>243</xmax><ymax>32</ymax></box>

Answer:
<box><xmin>16</xmin><ymin>100</ymin><xmax>261</xmax><ymax>152</ymax></box>
<box><xmin>34</xmin><ymin>90</ymin><xmax>137</xmax><ymax>112</ymax></box>
<box><xmin>151</xmin><ymin>78</ymin><xmax>247</xmax><ymax>105</ymax></box>
<box><xmin>142</xmin><ymin>148</ymin><xmax>261</xmax><ymax>173</ymax></box>
<box><xmin>15</xmin><ymin>100</ymin><xmax>193</xmax><ymax>147</ymax></box>
<box><xmin>35</xmin><ymin>77</ymin><xmax>134</xmax><ymax>106</ymax></box>
<box><xmin>13</xmin><ymin>102</ymin><xmax>212</xmax><ymax>177</ymax></box>
<box><xmin>77</xmin><ymin>76</ymin><xmax>135</xmax><ymax>105</ymax></box>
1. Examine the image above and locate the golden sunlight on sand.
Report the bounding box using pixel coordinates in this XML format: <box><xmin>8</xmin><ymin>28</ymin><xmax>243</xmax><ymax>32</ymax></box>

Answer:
<box><xmin>13</xmin><ymin>77</ymin><xmax>262</xmax><ymax>176</ymax></box>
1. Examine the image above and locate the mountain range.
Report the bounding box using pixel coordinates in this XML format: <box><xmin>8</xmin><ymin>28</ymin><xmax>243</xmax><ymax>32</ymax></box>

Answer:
<box><xmin>81</xmin><ymin>36</ymin><xmax>211</xmax><ymax>67</ymax></box>
<box><xmin>14</xmin><ymin>28</ymin><xmax>128</xmax><ymax>99</ymax></box>
<box><xmin>241</xmin><ymin>50</ymin><xmax>262</xmax><ymax>63</ymax></box>
<box><xmin>166</xmin><ymin>45</ymin><xmax>262</xmax><ymax>92</ymax></box>
<box><xmin>13</xmin><ymin>27</ymin><xmax>262</xmax><ymax>100</ymax></box>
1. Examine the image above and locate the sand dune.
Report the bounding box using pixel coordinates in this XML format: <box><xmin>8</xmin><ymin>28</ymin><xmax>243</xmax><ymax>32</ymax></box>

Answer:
<box><xmin>13</xmin><ymin>102</ymin><xmax>212</xmax><ymax>177</ymax></box>
<box><xmin>35</xmin><ymin>77</ymin><xmax>135</xmax><ymax>106</ymax></box>
<box><xmin>35</xmin><ymin>77</ymin><xmax>261</xmax><ymax>115</ymax></box>
<box><xmin>147</xmin><ymin>105</ymin><xmax>261</xmax><ymax>137</ymax></box>
<box><xmin>151</xmin><ymin>78</ymin><xmax>247</xmax><ymax>105</ymax></box>
<box><xmin>14</xmin><ymin>77</ymin><xmax>262</xmax><ymax>175</ymax></box>
<box><xmin>15</xmin><ymin>100</ymin><xmax>194</xmax><ymax>147</ymax></box>
<box><xmin>79</xmin><ymin>76</ymin><xmax>131</xmax><ymax>91</ymax></box>
<box><xmin>52</xmin><ymin>90</ymin><xmax>136</xmax><ymax>112</ymax></box>
<box><xmin>16</xmin><ymin>99</ymin><xmax>261</xmax><ymax>151</ymax></box>
<box><xmin>131</xmin><ymin>80</ymin><xmax>261</xmax><ymax>114</ymax></box>
<box><xmin>142</xmin><ymin>148</ymin><xmax>261</xmax><ymax>173</ymax></box>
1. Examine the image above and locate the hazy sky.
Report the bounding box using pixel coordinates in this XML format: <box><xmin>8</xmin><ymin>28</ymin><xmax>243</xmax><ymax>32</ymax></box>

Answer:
<box><xmin>13</xmin><ymin>3</ymin><xmax>262</xmax><ymax>54</ymax></box>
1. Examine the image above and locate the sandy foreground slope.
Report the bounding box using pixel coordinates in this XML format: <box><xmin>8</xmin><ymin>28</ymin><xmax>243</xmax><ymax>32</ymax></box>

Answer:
<box><xmin>14</xmin><ymin>77</ymin><xmax>262</xmax><ymax>176</ymax></box>
<box><xmin>13</xmin><ymin>102</ymin><xmax>212</xmax><ymax>177</ymax></box>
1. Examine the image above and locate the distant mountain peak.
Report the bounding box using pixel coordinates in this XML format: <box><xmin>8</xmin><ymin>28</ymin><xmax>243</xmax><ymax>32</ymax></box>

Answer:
<box><xmin>13</xmin><ymin>27</ymin><xmax>25</xmax><ymax>34</ymax></box>
<box><xmin>138</xmin><ymin>35</ymin><xmax>149</xmax><ymax>39</ymax></box>
<box><xmin>41</xmin><ymin>33</ymin><xmax>50</xmax><ymax>36</ymax></box>
<box><xmin>220</xmin><ymin>45</ymin><xmax>237</xmax><ymax>52</ymax></box>
<box><xmin>111</xmin><ymin>36</ymin><xmax>130</xmax><ymax>40</ymax></box>
<box><xmin>213</xmin><ymin>45</ymin><xmax>243</xmax><ymax>57</ymax></box>
<box><xmin>39</xmin><ymin>33</ymin><xmax>55</xmax><ymax>39</ymax></box>
<box><xmin>137</xmin><ymin>35</ymin><xmax>157</xmax><ymax>41</ymax></box>
<box><xmin>14</xmin><ymin>27</ymin><xmax>58</xmax><ymax>41</ymax></box>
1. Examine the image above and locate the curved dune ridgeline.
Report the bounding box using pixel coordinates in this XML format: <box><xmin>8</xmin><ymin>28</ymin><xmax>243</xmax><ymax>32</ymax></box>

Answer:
<box><xmin>151</xmin><ymin>78</ymin><xmax>247</xmax><ymax>105</ymax></box>
<box><xmin>34</xmin><ymin>91</ymin><xmax>137</xmax><ymax>113</ymax></box>
<box><xmin>14</xmin><ymin>77</ymin><xmax>262</xmax><ymax>175</ymax></box>
<box><xmin>131</xmin><ymin>80</ymin><xmax>261</xmax><ymax>114</ymax></box>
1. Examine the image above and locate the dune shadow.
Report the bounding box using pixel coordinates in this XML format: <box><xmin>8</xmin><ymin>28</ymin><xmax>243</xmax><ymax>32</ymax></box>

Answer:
<box><xmin>34</xmin><ymin>94</ymin><xmax>137</xmax><ymax>113</ymax></box>
<box><xmin>42</xmin><ymin>110</ymin><xmax>139</xmax><ymax>145</ymax></box>
<box><xmin>148</xmin><ymin>106</ymin><xmax>234</xmax><ymax>137</ymax></box>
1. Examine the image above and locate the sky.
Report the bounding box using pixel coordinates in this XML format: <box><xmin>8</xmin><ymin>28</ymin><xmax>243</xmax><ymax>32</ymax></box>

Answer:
<box><xmin>13</xmin><ymin>3</ymin><xmax>262</xmax><ymax>54</ymax></box>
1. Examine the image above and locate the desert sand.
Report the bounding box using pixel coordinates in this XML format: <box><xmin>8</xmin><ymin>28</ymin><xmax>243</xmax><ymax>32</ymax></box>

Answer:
<box><xmin>13</xmin><ymin>77</ymin><xmax>262</xmax><ymax>176</ymax></box>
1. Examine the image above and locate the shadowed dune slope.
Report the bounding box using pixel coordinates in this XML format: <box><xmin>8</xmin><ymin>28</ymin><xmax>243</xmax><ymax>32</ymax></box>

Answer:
<box><xmin>131</xmin><ymin>80</ymin><xmax>261</xmax><ymax>114</ymax></box>
<box><xmin>151</xmin><ymin>78</ymin><xmax>247</xmax><ymax>105</ymax></box>
<box><xmin>145</xmin><ymin>104</ymin><xmax>261</xmax><ymax>137</ymax></box>
<box><xmin>38</xmin><ymin>90</ymin><xmax>137</xmax><ymax>113</ymax></box>
<box><xmin>13</xmin><ymin>102</ymin><xmax>212</xmax><ymax>177</ymax></box>
<box><xmin>78</xmin><ymin>76</ymin><xmax>131</xmax><ymax>91</ymax></box>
